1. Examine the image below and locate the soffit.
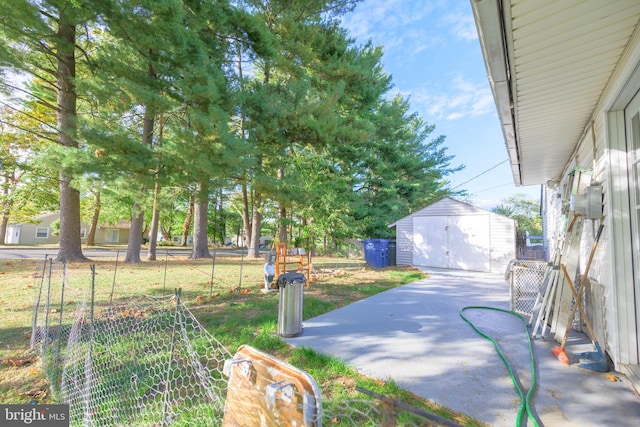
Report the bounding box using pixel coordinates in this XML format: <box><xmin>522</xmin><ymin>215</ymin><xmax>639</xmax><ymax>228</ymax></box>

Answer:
<box><xmin>475</xmin><ymin>0</ymin><xmax>640</xmax><ymax>185</ymax></box>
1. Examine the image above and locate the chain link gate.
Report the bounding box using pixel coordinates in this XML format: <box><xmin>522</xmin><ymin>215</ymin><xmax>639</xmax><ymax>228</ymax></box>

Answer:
<box><xmin>508</xmin><ymin>260</ymin><xmax>549</xmax><ymax>317</ymax></box>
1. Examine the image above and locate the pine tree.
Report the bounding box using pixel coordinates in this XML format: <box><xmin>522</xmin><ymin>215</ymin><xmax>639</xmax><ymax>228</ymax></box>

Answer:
<box><xmin>0</xmin><ymin>0</ymin><xmax>101</xmax><ymax>260</ymax></box>
<box><xmin>354</xmin><ymin>95</ymin><xmax>463</xmax><ymax>238</ymax></box>
<box><xmin>87</xmin><ymin>0</ymin><xmax>207</xmax><ymax>262</ymax></box>
<box><xmin>238</xmin><ymin>0</ymin><xmax>362</xmax><ymax>256</ymax></box>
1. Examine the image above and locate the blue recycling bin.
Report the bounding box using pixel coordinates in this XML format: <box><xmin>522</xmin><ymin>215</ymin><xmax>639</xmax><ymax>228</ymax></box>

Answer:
<box><xmin>363</xmin><ymin>239</ymin><xmax>390</xmax><ymax>268</ymax></box>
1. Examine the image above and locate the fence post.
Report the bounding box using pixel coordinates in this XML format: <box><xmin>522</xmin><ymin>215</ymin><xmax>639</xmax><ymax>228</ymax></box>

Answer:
<box><xmin>54</xmin><ymin>262</ymin><xmax>67</xmax><ymax>391</ymax></box>
<box><xmin>237</xmin><ymin>248</ymin><xmax>245</xmax><ymax>292</ymax></box>
<box><xmin>31</xmin><ymin>255</ymin><xmax>49</xmax><ymax>350</ymax></box>
<box><xmin>209</xmin><ymin>249</ymin><xmax>216</xmax><ymax>299</ymax></box>
<box><xmin>42</xmin><ymin>259</ymin><xmax>54</xmax><ymax>361</ymax></box>
<box><xmin>162</xmin><ymin>250</ymin><xmax>169</xmax><ymax>296</ymax></box>
<box><xmin>162</xmin><ymin>288</ymin><xmax>182</xmax><ymax>426</ymax></box>
<box><xmin>380</xmin><ymin>400</ymin><xmax>396</xmax><ymax>427</ymax></box>
<box><xmin>84</xmin><ymin>264</ymin><xmax>97</xmax><ymax>425</ymax></box>
<box><xmin>109</xmin><ymin>250</ymin><xmax>119</xmax><ymax>305</ymax></box>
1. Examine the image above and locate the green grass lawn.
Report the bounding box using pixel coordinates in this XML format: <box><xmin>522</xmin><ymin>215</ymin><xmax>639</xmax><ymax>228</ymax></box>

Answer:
<box><xmin>0</xmin><ymin>253</ymin><xmax>485</xmax><ymax>426</ymax></box>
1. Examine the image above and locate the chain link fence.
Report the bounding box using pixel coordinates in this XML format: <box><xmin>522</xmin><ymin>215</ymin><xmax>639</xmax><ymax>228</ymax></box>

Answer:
<box><xmin>30</xmin><ymin>255</ymin><xmax>459</xmax><ymax>426</ymax></box>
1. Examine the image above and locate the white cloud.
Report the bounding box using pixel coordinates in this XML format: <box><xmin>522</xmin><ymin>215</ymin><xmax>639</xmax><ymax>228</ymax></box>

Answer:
<box><xmin>341</xmin><ymin>0</ymin><xmax>438</xmax><ymax>53</ymax></box>
<box><xmin>442</xmin><ymin>12</ymin><xmax>478</xmax><ymax>41</ymax></box>
<box><xmin>409</xmin><ymin>75</ymin><xmax>495</xmax><ymax>121</ymax></box>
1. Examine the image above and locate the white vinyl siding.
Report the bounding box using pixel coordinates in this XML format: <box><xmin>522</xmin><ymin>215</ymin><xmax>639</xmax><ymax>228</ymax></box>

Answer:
<box><xmin>395</xmin><ymin>218</ymin><xmax>413</xmax><ymax>266</ymax></box>
<box><xmin>489</xmin><ymin>213</ymin><xmax>517</xmax><ymax>270</ymax></box>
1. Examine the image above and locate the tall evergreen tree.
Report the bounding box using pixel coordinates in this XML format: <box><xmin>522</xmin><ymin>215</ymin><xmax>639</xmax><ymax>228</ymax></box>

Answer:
<box><xmin>0</xmin><ymin>0</ymin><xmax>101</xmax><ymax>260</ymax></box>
<box><xmin>86</xmin><ymin>0</ymin><xmax>190</xmax><ymax>262</ymax></box>
<box><xmin>355</xmin><ymin>95</ymin><xmax>463</xmax><ymax>238</ymax></box>
<box><xmin>239</xmin><ymin>0</ymin><xmax>362</xmax><ymax>256</ymax></box>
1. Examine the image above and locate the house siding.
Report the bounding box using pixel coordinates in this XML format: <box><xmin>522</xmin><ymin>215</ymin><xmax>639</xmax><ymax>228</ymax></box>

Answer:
<box><xmin>488</xmin><ymin>213</ymin><xmax>516</xmax><ymax>273</ymax></box>
<box><xmin>14</xmin><ymin>213</ymin><xmax>61</xmax><ymax>245</ymax></box>
<box><xmin>396</xmin><ymin>217</ymin><xmax>413</xmax><ymax>266</ymax></box>
<box><xmin>4</xmin><ymin>213</ymin><xmax>130</xmax><ymax>246</ymax></box>
<box><xmin>541</xmin><ymin>184</ymin><xmax>563</xmax><ymax>261</ymax></box>
<box><xmin>539</xmin><ymin>31</ymin><xmax>640</xmax><ymax>384</ymax></box>
<box><xmin>411</xmin><ymin>198</ymin><xmax>488</xmax><ymax>217</ymax></box>
<box><xmin>547</xmin><ymin>113</ymin><xmax>620</xmax><ymax>365</ymax></box>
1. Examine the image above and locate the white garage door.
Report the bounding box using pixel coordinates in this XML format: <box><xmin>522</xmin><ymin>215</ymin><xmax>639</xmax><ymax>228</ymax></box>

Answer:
<box><xmin>412</xmin><ymin>215</ymin><xmax>491</xmax><ymax>272</ymax></box>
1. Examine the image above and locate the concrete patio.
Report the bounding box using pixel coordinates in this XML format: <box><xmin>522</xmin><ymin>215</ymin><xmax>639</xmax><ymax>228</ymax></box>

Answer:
<box><xmin>285</xmin><ymin>268</ymin><xmax>640</xmax><ymax>426</ymax></box>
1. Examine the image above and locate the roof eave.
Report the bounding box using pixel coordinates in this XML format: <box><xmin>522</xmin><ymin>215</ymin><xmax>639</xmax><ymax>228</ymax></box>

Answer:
<box><xmin>470</xmin><ymin>0</ymin><xmax>522</xmax><ymax>186</ymax></box>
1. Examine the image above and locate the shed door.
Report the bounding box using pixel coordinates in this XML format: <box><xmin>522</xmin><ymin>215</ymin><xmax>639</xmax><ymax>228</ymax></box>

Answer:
<box><xmin>412</xmin><ymin>215</ymin><xmax>491</xmax><ymax>272</ymax></box>
<box><xmin>448</xmin><ymin>215</ymin><xmax>490</xmax><ymax>271</ymax></box>
<box><xmin>413</xmin><ymin>216</ymin><xmax>448</xmax><ymax>268</ymax></box>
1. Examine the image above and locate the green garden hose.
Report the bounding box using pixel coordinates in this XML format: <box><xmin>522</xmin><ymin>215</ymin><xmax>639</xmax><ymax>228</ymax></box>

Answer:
<box><xmin>460</xmin><ymin>306</ymin><xmax>539</xmax><ymax>427</ymax></box>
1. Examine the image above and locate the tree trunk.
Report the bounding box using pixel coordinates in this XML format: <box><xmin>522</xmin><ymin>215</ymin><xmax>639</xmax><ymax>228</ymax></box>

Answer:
<box><xmin>212</xmin><ymin>186</ymin><xmax>226</xmax><ymax>246</ymax></box>
<box><xmin>190</xmin><ymin>181</ymin><xmax>211</xmax><ymax>259</ymax></box>
<box><xmin>147</xmin><ymin>178</ymin><xmax>161</xmax><ymax>261</ymax></box>
<box><xmin>211</xmin><ymin>187</ymin><xmax>219</xmax><ymax>246</ymax></box>
<box><xmin>248</xmin><ymin>193</ymin><xmax>262</xmax><ymax>258</ymax></box>
<box><xmin>241</xmin><ymin>180</ymin><xmax>251</xmax><ymax>248</ymax></box>
<box><xmin>289</xmin><ymin>209</ymin><xmax>294</xmax><ymax>245</ymax></box>
<box><xmin>278</xmin><ymin>167</ymin><xmax>287</xmax><ymax>244</ymax></box>
<box><xmin>0</xmin><ymin>215</ymin><xmax>8</xmax><ymax>245</ymax></box>
<box><xmin>181</xmin><ymin>193</ymin><xmax>194</xmax><ymax>246</ymax></box>
<box><xmin>160</xmin><ymin>223</ymin><xmax>171</xmax><ymax>242</ymax></box>
<box><xmin>124</xmin><ymin>204</ymin><xmax>144</xmax><ymax>263</ymax></box>
<box><xmin>56</xmin><ymin>13</ymin><xmax>86</xmax><ymax>262</ymax></box>
<box><xmin>147</xmin><ymin>112</ymin><xmax>164</xmax><ymax>261</ymax></box>
<box><xmin>1</xmin><ymin>174</ymin><xmax>12</xmax><ymax>245</ymax></box>
<box><xmin>301</xmin><ymin>216</ymin><xmax>308</xmax><ymax>249</ymax></box>
<box><xmin>124</xmin><ymin>61</ymin><xmax>155</xmax><ymax>263</ymax></box>
<box><xmin>86</xmin><ymin>191</ymin><xmax>100</xmax><ymax>246</ymax></box>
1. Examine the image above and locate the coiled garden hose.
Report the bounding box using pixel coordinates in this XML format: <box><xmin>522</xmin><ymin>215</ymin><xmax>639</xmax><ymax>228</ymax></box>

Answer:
<box><xmin>460</xmin><ymin>306</ymin><xmax>539</xmax><ymax>427</ymax></box>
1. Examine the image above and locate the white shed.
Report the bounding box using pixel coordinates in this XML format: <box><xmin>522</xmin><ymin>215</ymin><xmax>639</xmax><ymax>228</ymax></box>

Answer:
<box><xmin>391</xmin><ymin>198</ymin><xmax>516</xmax><ymax>273</ymax></box>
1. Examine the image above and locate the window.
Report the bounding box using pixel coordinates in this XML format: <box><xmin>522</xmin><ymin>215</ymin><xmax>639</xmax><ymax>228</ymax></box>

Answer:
<box><xmin>105</xmin><ymin>230</ymin><xmax>119</xmax><ymax>243</ymax></box>
<box><xmin>80</xmin><ymin>228</ymin><xmax>87</xmax><ymax>239</ymax></box>
<box><xmin>35</xmin><ymin>227</ymin><xmax>49</xmax><ymax>238</ymax></box>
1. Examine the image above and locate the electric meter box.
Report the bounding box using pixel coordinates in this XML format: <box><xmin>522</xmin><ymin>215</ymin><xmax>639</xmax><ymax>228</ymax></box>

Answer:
<box><xmin>584</xmin><ymin>184</ymin><xmax>603</xmax><ymax>219</ymax></box>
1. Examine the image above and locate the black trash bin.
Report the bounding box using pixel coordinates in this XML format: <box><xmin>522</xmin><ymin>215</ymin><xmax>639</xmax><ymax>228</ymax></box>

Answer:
<box><xmin>276</xmin><ymin>272</ymin><xmax>306</xmax><ymax>337</ymax></box>
<box><xmin>363</xmin><ymin>239</ymin><xmax>390</xmax><ymax>268</ymax></box>
<box><xmin>388</xmin><ymin>240</ymin><xmax>396</xmax><ymax>266</ymax></box>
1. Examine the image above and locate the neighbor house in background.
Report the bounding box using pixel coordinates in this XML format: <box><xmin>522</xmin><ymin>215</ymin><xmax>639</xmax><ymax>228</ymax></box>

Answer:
<box><xmin>472</xmin><ymin>0</ymin><xmax>640</xmax><ymax>390</ymax></box>
<box><xmin>390</xmin><ymin>197</ymin><xmax>516</xmax><ymax>274</ymax></box>
<box><xmin>4</xmin><ymin>212</ymin><xmax>130</xmax><ymax>245</ymax></box>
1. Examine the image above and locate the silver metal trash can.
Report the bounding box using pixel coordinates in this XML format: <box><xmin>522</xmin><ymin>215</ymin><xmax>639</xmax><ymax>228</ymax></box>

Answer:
<box><xmin>276</xmin><ymin>272</ymin><xmax>306</xmax><ymax>337</ymax></box>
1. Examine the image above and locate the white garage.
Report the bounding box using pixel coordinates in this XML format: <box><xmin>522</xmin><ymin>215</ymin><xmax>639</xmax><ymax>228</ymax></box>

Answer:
<box><xmin>391</xmin><ymin>198</ymin><xmax>516</xmax><ymax>273</ymax></box>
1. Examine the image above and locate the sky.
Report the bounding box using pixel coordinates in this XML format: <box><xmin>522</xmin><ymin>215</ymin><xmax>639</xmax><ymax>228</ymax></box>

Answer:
<box><xmin>340</xmin><ymin>0</ymin><xmax>541</xmax><ymax>209</ymax></box>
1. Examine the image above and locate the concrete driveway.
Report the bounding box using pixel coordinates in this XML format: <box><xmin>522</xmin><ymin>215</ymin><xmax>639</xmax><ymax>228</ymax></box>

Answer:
<box><xmin>285</xmin><ymin>268</ymin><xmax>640</xmax><ymax>426</ymax></box>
